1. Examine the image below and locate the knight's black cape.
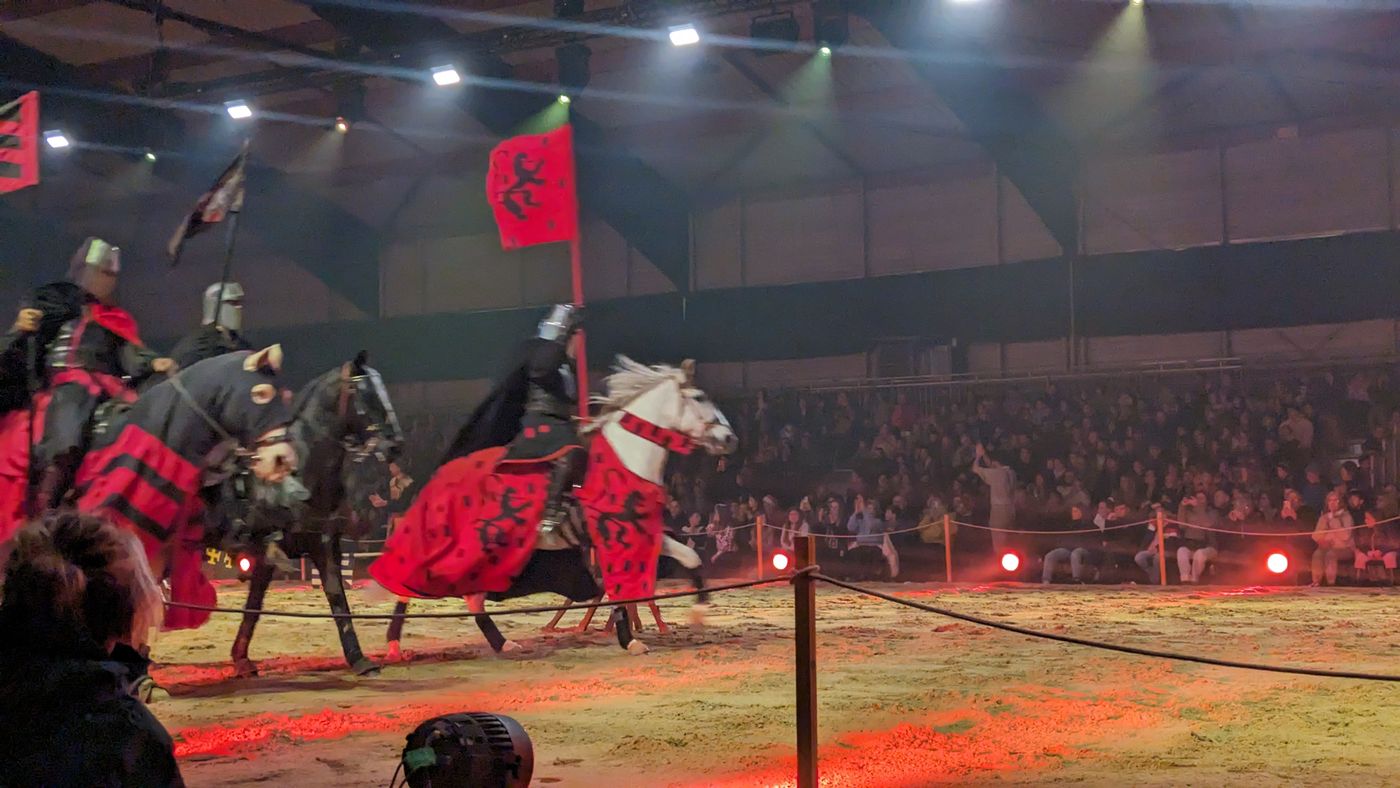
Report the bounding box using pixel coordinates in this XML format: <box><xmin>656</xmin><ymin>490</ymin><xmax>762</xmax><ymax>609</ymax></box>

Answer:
<box><xmin>439</xmin><ymin>338</ymin><xmax>573</xmax><ymax>467</ymax></box>
<box><xmin>169</xmin><ymin>324</ymin><xmax>251</xmax><ymax>369</ymax></box>
<box><xmin>0</xmin><ymin>283</ymin><xmax>88</xmax><ymax>413</ymax></box>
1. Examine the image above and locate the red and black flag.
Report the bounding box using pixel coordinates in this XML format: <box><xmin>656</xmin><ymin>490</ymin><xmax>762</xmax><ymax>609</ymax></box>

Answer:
<box><xmin>486</xmin><ymin>124</ymin><xmax>578</xmax><ymax>250</ymax></box>
<box><xmin>167</xmin><ymin>141</ymin><xmax>247</xmax><ymax>264</ymax></box>
<box><xmin>0</xmin><ymin>91</ymin><xmax>39</xmax><ymax>195</ymax></box>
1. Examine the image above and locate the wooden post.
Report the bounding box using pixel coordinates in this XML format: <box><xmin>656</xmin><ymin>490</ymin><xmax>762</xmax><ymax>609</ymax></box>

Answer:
<box><xmin>756</xmin><ymin>514</ymin><xmax>765</xmax><ymax>579</ymax></box>
<box><xmin>1156</xmin><ymin>509</ymin><xmax>1168</xmax><ymax>587</ymax></box>
<box><xmin>793</xmin><ymin>535</ymin><xmax>818</xmax><ymax>788</ymax></box>
<box><xmin>943</xmin><ymin>513</ymin><xmax>954</xmax><ymax>583</ymax></box>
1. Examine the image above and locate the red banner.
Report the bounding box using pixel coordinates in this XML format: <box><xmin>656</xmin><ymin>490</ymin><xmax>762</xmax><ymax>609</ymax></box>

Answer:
<box><xmin>486</xmin><ymin>124</ymin><xmax>578</xmax><ymax>250</ymax></box>
<box><xmin>0</xmin><ymin>91</ymin><xmax>39</xmax><ymax>195</ymax></box>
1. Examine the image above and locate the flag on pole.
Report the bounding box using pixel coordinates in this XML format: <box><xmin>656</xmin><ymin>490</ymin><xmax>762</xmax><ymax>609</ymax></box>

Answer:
<box><xmin>0</xmin><ymin>91</ymin><xmax>39</xmax><ymax>195</ymax></box>
<box><xmin>167</xmin><ymin>141</ymin><xmax>248</xmax><ymax>264</ymax></box>
<box><xmin>486</xmin><ymin>124</ymin><xmax>578</xmax><ymax>250</ymax></box>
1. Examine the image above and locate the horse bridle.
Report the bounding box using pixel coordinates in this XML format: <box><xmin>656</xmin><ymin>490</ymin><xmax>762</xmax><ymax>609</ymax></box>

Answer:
<box><xmin>337</xmin><ymin>366</ymin><xmax>402</xmax><ymax>461</ymax></box>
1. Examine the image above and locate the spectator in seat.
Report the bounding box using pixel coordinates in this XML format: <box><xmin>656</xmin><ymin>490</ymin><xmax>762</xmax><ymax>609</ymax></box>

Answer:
<box><xmin>0</xmin><ymin>511</ymin><xmax>181</xmax><ymax>787</ymax></box>
<box><xmin>1311</xmin><ymin>491</ymin><xmax>1355</xmax><ymax>587</ymax></box>
<box><xmin>1176</xmin><ymin>492</ymin><xmax>1221</xmax><ymax>584</ymax></box>
<box><xmin>1300</xmin><ymin>465</ymin><xmax>1328</xmax><ymax>514</ymax></box>
<box><xmin>847</xmin><ymin>500</ymin><xmax>886</xmax><ymax>548</ymax></box>
<box><xmin>916</xmin><ymin>494</ymin><xmax>952</xmax><ymax>547</ymax></box>
<box><xmin>1041</xmin><ymin>504</ymin><xmax>1095</xmax><ymax>584</ymax></box>
<box><xmin>1353</xmin><ymin>509</ymin><xmax>1399</xmax><ymax>582</ymax></box>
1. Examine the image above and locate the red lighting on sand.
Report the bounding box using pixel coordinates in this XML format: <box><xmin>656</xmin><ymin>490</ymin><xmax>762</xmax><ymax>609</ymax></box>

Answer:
<box><xmin>1266</xmin><ymin>552</ymin><xmax>1289</xmax><ymax>574</ymax></box>
<box><xmin>1000</xmin><ymin>553</ymin><xmax>1020</xmax><ymax>573</ymax></box>
<box><xmin>772</xmin><ymin>552</ymin><xmax>790</xmax><ymax>571</ymax></box>
<box><xmin>238</xmin><ymin>556</ymin><xmax>253</xmax><ymax>573</ymax></box>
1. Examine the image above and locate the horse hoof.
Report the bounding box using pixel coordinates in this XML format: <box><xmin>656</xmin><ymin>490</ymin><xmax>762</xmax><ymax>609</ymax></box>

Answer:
<box><xmin>501</xmin><ymin>640</ymin><xmax>523</xmax><ymax>654</ymax></box>
<box><xmin>385</xmin><ymin>641</ymin><xmax>403</xmax><ymax>662</ymax></box>
<box><xmin>232</xmin><ymin>659</ymin><xmax>260</xmax><ymax>679</ymax></box>
<box><xmin>689</xmin><ymin>603</ymin><xmax>709</xmax><ymax>627</ymax></box>
<box><xmin>351</xmin><ymin>658</ymin><xmax>381</xmax><ymax>676</ymax></box>
<box><xmin>626</xmin><ymin>640</ymin><xmax>650</xmax><ymax>655</ymax></box>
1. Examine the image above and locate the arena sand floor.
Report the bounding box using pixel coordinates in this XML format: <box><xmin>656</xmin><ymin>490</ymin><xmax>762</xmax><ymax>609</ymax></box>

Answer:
<box><xmin>153</xmin><ymin>580</ymin><xmax>1400</xmax><ymax>787</ymax></box>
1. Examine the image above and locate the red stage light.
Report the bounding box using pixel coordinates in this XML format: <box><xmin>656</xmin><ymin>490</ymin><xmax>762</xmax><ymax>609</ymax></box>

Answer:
<box><xmin>772</xmin><ymin>552</ymin><xmax>790</xmax><ymax>571</ymax></box>
<box><xmin>238</xmin><ymin>556</ymin><xmax>253</xmax><ymax>573</ymax></box>
<box><xmin>1266</xmin><ymin>552</ymin><xmax>1289</xmax><ymax>574</ymax></box>
<box><xmin>1000</xmin><ymin>553</ymin><xmax>1020</xmax><ymax>572</ymax></box>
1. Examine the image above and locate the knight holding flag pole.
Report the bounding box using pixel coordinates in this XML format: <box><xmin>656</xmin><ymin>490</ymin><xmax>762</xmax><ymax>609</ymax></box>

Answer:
<box><xmin>167</xmin><ymin>140</ymin><xmax>248</xmax><ymax>296</ymax></box>
<box><xmin>438</xmin><ymin>122</ymin><xmax>587</xmax><ymax>543</ymax></box>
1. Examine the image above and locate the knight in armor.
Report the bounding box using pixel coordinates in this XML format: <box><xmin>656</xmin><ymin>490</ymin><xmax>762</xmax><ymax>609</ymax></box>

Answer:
<box><xmin>2</xmin><ymin>238</ymin><xmax>174</xmax><ymax>509</ymax></box>
<box><xmin>169</xmin><ymin>282</ymin><xmax>251</xmax><ymax>369</ymax></box>
<box><xmin>442</xmin><ymin>303</ymin><xmax>584</xmax><ymax>537</ymax></box>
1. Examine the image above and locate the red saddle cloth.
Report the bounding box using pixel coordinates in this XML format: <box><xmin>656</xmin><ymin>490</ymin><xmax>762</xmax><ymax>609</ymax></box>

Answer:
<box><xmin>74</xmin><ymin>423</ymin><xmax>213</xmax><ymax>630</ymax></box>
<box><xmin>370</xmin><ymin>446</ymin><xmax>549</xmax><ymax>599</ymax></box>
<box><xmin>577</xmin><ymin>435</ymin><xmax>667</xmax><ymax>600</ymax></box>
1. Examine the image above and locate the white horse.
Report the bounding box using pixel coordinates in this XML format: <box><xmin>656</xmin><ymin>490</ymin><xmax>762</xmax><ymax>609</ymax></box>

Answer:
<box><xmin>377</xmin><ymin>356</ymin><xmax>736</xmax><ymax>656</ymax></box>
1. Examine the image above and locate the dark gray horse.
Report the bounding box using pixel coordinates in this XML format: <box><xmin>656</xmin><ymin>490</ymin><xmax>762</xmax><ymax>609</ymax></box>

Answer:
<box><xmin>225</xmin><ymin>353</ymin><xmax>401</xmax><ymax>677</ymax></box>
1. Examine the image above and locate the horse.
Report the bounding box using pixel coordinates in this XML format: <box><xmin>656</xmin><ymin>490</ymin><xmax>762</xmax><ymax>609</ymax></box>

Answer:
<box><xmin>226</xmin><ymin>353</ymin><xmax>402</xmax><ymax>677</ymax></box>
<box><xmin>371</xmin><ymin>356</ymin><xmax>735</xmax><ymax>656</ymax></box>
<box><xmin>0</xmin><ymin>346</ymin><xmax>299</xmax><ymax>633</ymax></box>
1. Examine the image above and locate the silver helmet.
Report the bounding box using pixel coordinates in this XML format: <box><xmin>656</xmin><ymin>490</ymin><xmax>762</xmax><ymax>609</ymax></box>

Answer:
<box><xmin>535</xmin><ymin>303</ymin><xmax>581</xmax><ymax>343</ymax></box>
<box><xmin>67</xmin><ymin>237</ymin><xmax>121</xmax><ymax>303</ymax></box>
<box><xmin>202</xmin><ymin>281</ymin><xmax>244</xmax><ymax>331</ymax></box>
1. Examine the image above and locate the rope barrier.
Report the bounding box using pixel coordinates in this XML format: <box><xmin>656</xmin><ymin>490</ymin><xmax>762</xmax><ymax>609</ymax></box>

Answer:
<box><xmin>950</xmin><ymin>517</ymin><xmax>1154</xmax><ymax>535</ymax></box>
<box><xmin>1162</xmin><ymin>513</ymin><xmax>1400</xmax><ymax>538</ymax></box>
<box><xmin>162</xmin><ymin>573</ymin><xmax>796</xmax><ymax>620</ymax></box>
<box><xmin>810</xmin><ymin>573</ymin><xmax>1400</xmax><ymax>682</ymax></box>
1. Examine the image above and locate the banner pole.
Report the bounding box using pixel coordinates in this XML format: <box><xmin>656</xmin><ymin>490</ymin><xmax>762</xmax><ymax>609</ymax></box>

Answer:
<box><xmin>570</xmin><ymin>235</ymin><xmax>588</xmax><ymax>420</ymax></box>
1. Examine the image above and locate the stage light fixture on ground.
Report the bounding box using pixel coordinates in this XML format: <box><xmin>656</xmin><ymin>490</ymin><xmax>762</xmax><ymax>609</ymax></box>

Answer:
<box><xmin>669</xmin><ymin>23</ymin><xmax>700</xmax><ymax>46</ymax></box>
<box><xmin>43</xmin><ymin>130</ymin><xmax>70</xmax><ymax>149</ymax></box>
<box><xmin>431</xmin><ymin>65</ymin><xmax>461</xmax><ymax>86</ymax></box>
<box><xmin>224</xmin><ymin>100</ymin><xmax>252</xmax><ymax>119</ymax></box>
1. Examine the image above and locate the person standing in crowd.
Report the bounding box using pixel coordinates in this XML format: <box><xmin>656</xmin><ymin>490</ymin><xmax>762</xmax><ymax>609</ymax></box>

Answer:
<box><xmin>972</xmin><ymin>442</ymin><xmax>1016</xmax><ymax>554</ymax></box>
<box><xmin>0</xmin><ymin>511</ymin><xmax>183</xmax><ymax>787</ymax></box>
<box><xmin>1311</xmin><ymin>491</ymin><xmax>1355</xmax><ymax>586</ymax></box>
<box><xmin>847</xmin><ymin>500</ymin><xmax>886</xmax><ymax>547</ymax></box>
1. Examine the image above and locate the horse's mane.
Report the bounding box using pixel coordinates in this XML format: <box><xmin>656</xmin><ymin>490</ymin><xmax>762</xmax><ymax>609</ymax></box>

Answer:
<box><xmin>582</xmin><ymin>356</ymin><xmax>693</xmax><ymax>434</ymax></box>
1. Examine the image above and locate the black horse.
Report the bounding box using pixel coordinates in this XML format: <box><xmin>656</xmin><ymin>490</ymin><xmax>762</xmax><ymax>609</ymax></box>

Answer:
<box><xmin>226</xmin><ymin>353</ymin><xmax>401</xmax><ymax>677</ymax></box>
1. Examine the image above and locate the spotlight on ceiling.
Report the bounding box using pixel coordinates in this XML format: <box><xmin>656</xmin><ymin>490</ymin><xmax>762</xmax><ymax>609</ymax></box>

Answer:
<box><xmin>556</xmin><ymin>42</ymin><xmax>591</xmax><ymax>93</ymax></box>
<box><xmin>813</xmin><ymin>0</ymin><xmax>849</xmax><ymax>49</ymax></box>
<box><xmin>335</xmin><ymin>81</ymin><xmax>367</xmax><ymax>130</ymax></box>
<box><xmin>431</xmin><ymin>64</ymin><xmax>461</xmax><ymax>86</ymax></box>
<box><xmin>43</xmin><ymin>130</ymin><xmax>70</xmax><ymax>149</ymax></box>
<box><xmin>750</xmin><ymin>11</ymin><xmax>799</xmax><ymax>53</ymax></box>
<box><xmin>554</xmin><ymin>0</ymin><xmax>584</xmax><ymax>17</ymax></box>
<box><xmin>557</xmin><ymin>94</ymin><xmax>572</xmax><ymax>105</ymax></box>
<box><xmin>224</xmin><ymin>100</ymin><xmax>252</xmax><ymax>120</ymax></box>
<box><xmin>668</xmin><ymin>23</ymin><xmax>700</xmax><ymax>47</ymax></box>
<box><xmin>819</xmin><ymin>45</ymin><xmax>832</xmax><ymax>56</ymax></box>
<box><xmin>143</xmin><ymin>149</ymin><xmax>157</xmax><ymax>162</ymax></box>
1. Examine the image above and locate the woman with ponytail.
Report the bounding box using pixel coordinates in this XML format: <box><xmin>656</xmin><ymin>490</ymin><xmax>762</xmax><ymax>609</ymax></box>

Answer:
<box><xmin>0</xmin><ymin>510</ymin><xmax>182</xmax><ymax>787</ymax></box>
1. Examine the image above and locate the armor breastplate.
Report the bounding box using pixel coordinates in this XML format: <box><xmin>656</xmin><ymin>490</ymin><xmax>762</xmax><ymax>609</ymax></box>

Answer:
<box><xmin>525</xmin><ymin>383</ymin><xmax>574</xmax><ymax>420</ymax></box>
<box><xmin>44</xmin><ymin>319</ymin><xmax>80</xmax><ymax>370</ymax></box>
